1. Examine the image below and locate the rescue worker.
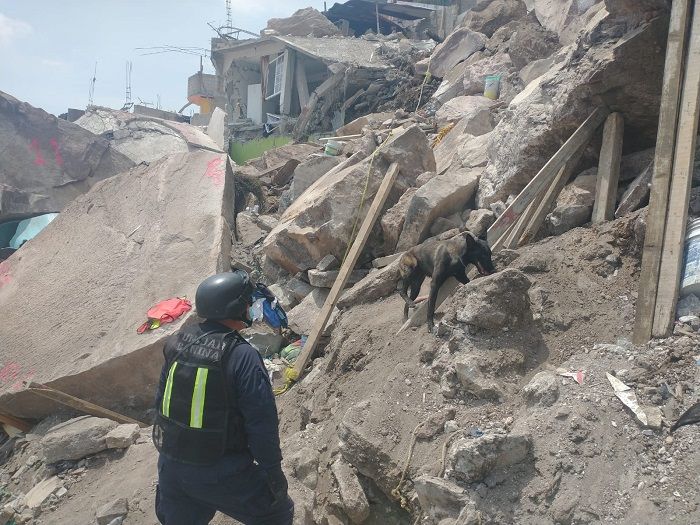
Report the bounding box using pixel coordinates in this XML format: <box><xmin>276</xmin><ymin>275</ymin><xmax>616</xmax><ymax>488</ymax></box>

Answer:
<box><xmin>153</xmin><ymin>270</ymin><xmax>294</xmax><ymax>525</ymax></box>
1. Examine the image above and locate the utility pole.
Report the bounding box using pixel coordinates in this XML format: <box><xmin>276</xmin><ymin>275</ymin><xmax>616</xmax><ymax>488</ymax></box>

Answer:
<box><xmin>375</xmin><ymin>2</ymin><xmax>380</xmax><ymax>34</ymax></box>
<box><xmin>88</xmin><ymin>62</ymin><xmax>97</xmax><ymax>107</ymax></box>
<box><xmin>125</xmin><ymin>61</ymin><xmax>132</xmax><ymax>108</ymax></box>
<box><xmin>225</xmin><ymin>0</ymin><xmax>232</xmax><ymax>28</ymax></box>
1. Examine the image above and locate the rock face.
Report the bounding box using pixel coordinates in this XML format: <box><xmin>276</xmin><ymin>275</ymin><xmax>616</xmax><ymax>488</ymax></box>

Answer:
<box><xmin>447</xmin><ymin>432</ymin><xmax>532</xmax><ymax>483</ymax></box>
<box><xmin>462</xmin><ymin>0</ymin><xmax>528</xmax><ymax>37</ymax></box>
<box><xmin>435</xmin><ymin>96</ymin><xmax>494</xmax><ymax>133</ymax></box>
<box><xmin>75</xmin><ymin>106</ymin><xmax>223</xmax><ymax>164</ymax></box>
<box><xmin>447</xmin><ymin>269</ymin><xmax>532</xmax><ymax>331</ymax></box>
<box><xmin>0</xmin><ymin>151</ymin><xmax>235</xmax><ymax>419</ymax></box>
<box><xmin>266</xmin><ymin>7</ymin><xmax>341</xmax><ymax>37</ymax></box>
<box><xmin>263</xmin><ymin>125</ymin><xmax>436</xmax><ymax>273</ymax></box>
<box><xmin>547</xmin><ymin>169</ymin><xmax>597</xmax><ymax>234</ymax></box>
<box><xmin>337</xmin><ymin>260</ymin><xmax>402</xmax><ymax>310</ymax></box>
<box><xmin>396</xmin><ymin>169</ymin><xmax>481</xmax><ymax>251</ymax></box>
<box><xmin>290</xmin><ymin>155</ymin><xmax>343</xmax><ymax>202</ymax></box>
<box><xmin>41</xmin><ymin>416</ymin><xmax>118</xmax><ymax>463</ymax></box>
<box><xmin>331</xmin><ymin>458</ymin><xmax>370</xmax><ymax>524</ymax></box>
<box><xmin>381</xmin><ymin>188</ymin><xmax>417</xmax><ymax>254</ymax></box>
<box><xmin>0</xmin><ymin>91</ymin><xmax>134</xmax><ymax>221</ymax></box>
<box><xmin>479</xmin><ymin>16</ymin><xmax>668</xmax><ymax>206</ymax></box>
<box><xmin>414</xmin><ymin>476</ymin><xmax>471</xmax><ymax>521</ymax></box>
<box><xmin>428</xmin><ymin>28</ymin><xmax>487</xmax><ymax>78</ymax></box>
<box><xmin>105</xmin><ymin>423</ymin><xmax>140</xmax><ymax>449</ymax></box>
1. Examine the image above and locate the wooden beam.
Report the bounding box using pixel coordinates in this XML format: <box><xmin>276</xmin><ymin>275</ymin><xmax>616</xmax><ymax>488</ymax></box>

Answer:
<box><xmin>397</xmin><ymin>277</ymin><xmax>460</xmax><ymax>333</ymax></box>
<box><xmin>487</xmin><ymin>107</ymin><xmax>609</xmax><ymax>245</ymax></box>
<box><xmin>280</xmin><ymin>49</ymin><xmax>296</xmax><ymax>116</ymax></box>
<box><xmin>292</xmin><ymin>163</ymin><xmax>401</xmax><ymax>378</ymax></box>
<box><xmin>490</xmin><ymin>214</ymin><xmax>519</xmax><ymax>252</ymax></box>
<box><xmin>519</xmin><ymin>140</ymin><xmax>587</xmax><ymax>246</ymax></box>
<box><xmin>294</xmin><ymin>71</ymin><xmax>344</xmax><ymax>138</ymax></box>
<box><xmin>634</xmin><ymin>0</ymin><xmax>692</xmax><ymax>344</ymax></box>
<box><xmin>592</xmin><ymin>113</ymin><xmax>625</xmax><ymax>223</ymax></box>
<box><xmin>504</xmin><ymin>200</ymin><xmax>537</xmax><ymax>249</ymax></box>
<box><xmin>0</xmin><ymin>411</ymin><xmax>32</xmax><ymax>433</ymax></box>
<box><xmin>26</xmin><ymin>382</ymin><xmax>148</xmax><ymax>428</ymax></box>
<box><xmin>652</xmin><ymin>4</ymin><xmax>700</xmax><ymax>337</ymax></box>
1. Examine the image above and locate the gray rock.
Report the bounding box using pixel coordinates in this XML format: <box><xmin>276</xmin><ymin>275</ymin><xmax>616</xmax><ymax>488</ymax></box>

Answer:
<box><xmin>286</xmin><ymin>277</ymin><xmax>315</xmax><ymax>302</ymax></box>
<box><xmin>546</xmin><ymin>169</ymin><xmax>597</xmax><ymax>235</ymax></box>
<box><xmin>435</xmin><ymin>97</ymin><xmax>494</xmax><ymax>134</ymax></box>
<box><xmin>264</xmin><ymin>125</ymin><xmax>435</xmax><ymax>273</ymax></box>
<box><xmin>615</xmin><ymin>164</ymin><xmax>651</xmax><ymax>218</ymax></box>
<box><xmin>522</xmin><ymin>371</ymin><xmax>560</xmax><ymax>407</ymax></box>
<box><xmin>413</xmin><ymin>475</ymin><xmax>471</xmax><ymax>520</ymax></box>
<box><xmin>286</xmin><ymin>447</ymin><xmax>319</xmax><ymax>491</ymax></box>
<box><xmin>331</xmin><ymin>458</ymin><xmax>370</xmax><ymax>524</ymax></box>
<box><xmin>105</xmin><ymin>424</ymin><xmax>140</xmax><ymax>450</ymax></box>
<box><xmin>519</xmin><ymin>56</ymin><xmax>556</xmax><ymax>86</ymax></box>
<box><xmin>291</xmin><ymin>155</ymin><xmax>343</xmax><ymax>201</ymax></box>
<box><xmin>96</xmin><ymin>498</ymin><xmax>128</xmax><ymax>525</ymax></box>
<box><xmin>447</xmin><ymin>269</ymin><xmax>532</xmax><ymax>331</ymax></box>
<box><xmin>381</xmin><ymin>188</ymin><xmax>417</xmax><ymax>254</ymax></box>
<box><xmin>428</xmin><ymin>28</ymin><xmax>487</xmax><ymax>78</ymax></box>
<box><xmin>0</xmin><ymin>91</ymin><xmax>134</xmax><ymax>221</ymax></box>
<box><xmin>337</xmin><ymin>260</ymin><xmax>402</xmax><ymax>310</ymax></box>
<box><xmin>448</xmin><ymin>432</ymin><xmax>532</xmax><ymax>483</ymax></box>
<box><xmin>396</xmin><ymin>169</ymin><xmax>481</xmax><ymax>251</ymax></box>
<box><xmin>286</xmin><ymin>288</ymin><xmax>337</xmax><ymax>336</ymax></box>
<box><xmin>462</xmin><ymin>0</ymin><xmax>527</xmax><ymax>37</ymax></box>
<box><xmin>268</xmin><ymin>283</ymin><xmax>299</xmax><ymax>311</ymax></box>
<box><xmin>307</xmin><ymin>269</ymin><xmax>369</xmax><ymax>289</ymax></box>
<box><xmin>464</xmin><ymin>209</ymin><xmax>495</xmax><ymax>238</ymax></box>
<box><xmin>454</xmin><ymin>355</ymin><xmax>503</xmax><ymax>400</ymax></box>
<box><xmin>41</xmin><ymin>417</ymin><xmax>118</xmax><ymax>463</ymax></box>
<box><xmin>316</xmin><ymin>254</ymin><xmax>340</xmax><ymax>272</ymax></box>
<box><xmin>23</xmin><ymin>476</ymin><xmax>63</xmax><ymax>509</ymax></box>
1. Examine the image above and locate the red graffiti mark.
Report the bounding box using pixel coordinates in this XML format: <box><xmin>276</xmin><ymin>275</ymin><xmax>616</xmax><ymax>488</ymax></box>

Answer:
<box><xmin>204</xmin><ymin>157</ymin><xmax>225</xmax><ymax>187</ymax></box>
<box><xmin>49</xmin><ymin>138</ymin><xmax>63</xmax><ymax>166</ymax></box>
<box><xmin>0</xmin><ymin>260</ymin><xmax>11</xmax><ymax>287</ymax></box>
<box><xmin>10</xmin><ymin>369</ymin><xmax>35</xmax><ymax>392</ymax></box>
<box><xmin>30</xmin><ymin>138</ymin><xmax>46</xmax><ymax>166</ymax></box>
<box><xmin>0</xmin><ymin>362</ymin><xmax>21</xmax><ymax>384</ymax></box>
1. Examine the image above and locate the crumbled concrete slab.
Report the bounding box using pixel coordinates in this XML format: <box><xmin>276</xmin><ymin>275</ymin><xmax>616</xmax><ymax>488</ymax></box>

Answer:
<box><xmin>105</xmin><ymin>424</ymin><xmax>140</xmax><ymax>450</ymax></box>
<box><xmin>41</xmin><ymin>416</ymin><xmax>117</xmax><ymax>463</ymax></box>
<box><xmin>0</xmin><ymin>151</ymin><xmax>234</xmax><ymax>419</ymax></box>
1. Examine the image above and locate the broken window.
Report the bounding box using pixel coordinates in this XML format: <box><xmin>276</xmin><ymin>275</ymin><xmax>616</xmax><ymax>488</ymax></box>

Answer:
<box><xmin>265</xmin><ymin>53</ymin><xmax>285</xmax><ymax>100</ymax></box>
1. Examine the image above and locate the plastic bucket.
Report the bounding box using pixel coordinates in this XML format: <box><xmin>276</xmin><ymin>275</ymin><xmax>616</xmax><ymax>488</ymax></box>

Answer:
<box><xmin>681</xmin><ymin>217</ymin><xmax>700</xmax><ymax>296</ymax></box>
<box><xmin>324</xmin><ymin>140</ymin><xmax>343</xmax><ymax>156</ymax></box>
<box><xmin>484</xmin><ymin>74</ymin><xmax>501</xmax><ymax>100</ymax></box>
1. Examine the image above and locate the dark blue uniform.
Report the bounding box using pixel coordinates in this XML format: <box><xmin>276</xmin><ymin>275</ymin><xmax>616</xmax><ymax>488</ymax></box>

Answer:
<box><xmin>154</xmin><ymin>321</ymin><xmax>294</xmax><ymax>525</ymax></box>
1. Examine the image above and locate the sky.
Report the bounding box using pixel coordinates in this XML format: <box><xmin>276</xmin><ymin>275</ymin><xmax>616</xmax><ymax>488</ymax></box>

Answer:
<box><xmin>0</xmin><ymin>0</ymin><xmax>326</xmax><ymax>116</ymax></box>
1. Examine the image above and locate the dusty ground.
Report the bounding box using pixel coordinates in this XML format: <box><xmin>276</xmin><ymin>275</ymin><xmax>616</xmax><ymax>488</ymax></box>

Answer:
<box><xmin>1</xmin><ymin>211</ymin><xmax>698</xmax><ymax>525</ymax></box>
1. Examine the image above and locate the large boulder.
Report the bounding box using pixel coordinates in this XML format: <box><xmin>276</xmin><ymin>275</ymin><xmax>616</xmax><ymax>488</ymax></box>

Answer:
<box><xmin>446</xmin><ymin>269</ymin><xmax>533</xmax><ymax>331</ymax></box>
<box><xmin>75</xmin><ymin>106</ymin><xmax>224</xmax><ymax>164</ymax></box>
<box><xmin>527</xmin><ymin>0</ymin><xmax>606</xmax><ymax>44</ymax></box>
<box><xmin>446</xmin><ymin>432</ymin><xmax>532</xmax><ymax>483</ymax></box>
<box><xmin>397</xmin><ymin>169</ymin><xmax>481</xmax><ymax>251</ymax></box>
<box><xmin>41</xmin><ymin>416</ymin><xmax>118</xmax><ymax>463</ymax></box>
<box><xmin>435</xmin><ymin>96</ymin><xmax>495</xmax><ymax>133</ymax></box>
<box><xmin>263</xmin><ymin>125</ymin><xmax>435</xmax><ymax>273</ymax></box>
<box><xmin>428</xmin><ymin>28</ymin><xmax>487</xmax><ymax>79</ymax></box>
<box><xmin>479</xmin><ymin>16</ymin><xmax>667</xmax><ymax>207</ymax></box>
<box><xmin>337</xmin><ymin>260</ymin><xmax>402</xmax><ymax>310</ymax></box>
<box><xmin>0</xmin><ymin>151</ymin><xmax>235</xmax><ymax>419</ymax></box>
<box><xmin>266</xmin><ymin>7</ymin><xmax>341</xmax><ymax>37</ymax></box>
<box><xmin>331</xmin><ymin>458</ymin><xmax>370</xmax><ymax>524</ymax></box>
<box><xmin>490</xmin><ymin>19</ymin><xmax>560</xmax><ymax>70</ymax></box>
<box><xmin>462</xmin><ymin>51</ymin><xmax>521</xmax><ymax>103</ymax></box>
<box><xmin>290</xmin><ymin>155</ymin><xmax>343</xmax><ymax>201</ymax></box>
<box><xmin>0</xmin><ymin>92</ymin><xmax>134</xmax><ymax>221</ymax></box>
<box><xmin>381</xmin><ymin>188</ymin><xmax>417</xmax><ymax>254</ymax></box>
<box><xmin>462</xmin><ymin>0</ymin><xmax>528</xmax><ymax>37</ymax></box>
<box><xmin>247</xmin><ymin>143</ymin><xmax>319</xmax><ymax>171</ymax></box>
<box><xmin>546</xmin><ymin>168</ymin><xmax>597</xmax><ymax>235</ymax></box>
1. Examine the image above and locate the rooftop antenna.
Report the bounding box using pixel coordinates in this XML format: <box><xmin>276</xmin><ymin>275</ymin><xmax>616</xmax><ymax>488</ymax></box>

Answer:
<box><xmin>122</xmin><ymin>61</ymin><xmax>133</xmax><ymax>111</ymax></box>
<box><xmin>226</xmin><ymin>0</ymin><xmax>232</xmax><ymax>29</ymax></box>
<box><xmin>88</xmin><ymin>62</ymin><xmax>97</xmax><ymax>107</ymax></box>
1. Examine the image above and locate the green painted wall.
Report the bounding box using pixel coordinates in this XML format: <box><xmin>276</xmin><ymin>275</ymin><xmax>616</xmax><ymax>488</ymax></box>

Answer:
<box><xmin>230</xmin><ymin>135</ymin><xmax>293</xmax><ymax>164</ymax></box>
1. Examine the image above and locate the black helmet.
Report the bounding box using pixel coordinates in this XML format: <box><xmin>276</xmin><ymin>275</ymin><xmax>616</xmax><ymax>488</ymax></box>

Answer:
<box><xmin>195</xmin><ymin>270</ymin><xmax>254</xmax><ymax>321</ymax></box>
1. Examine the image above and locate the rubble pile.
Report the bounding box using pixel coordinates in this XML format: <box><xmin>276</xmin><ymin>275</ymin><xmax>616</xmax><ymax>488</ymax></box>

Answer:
<box><xmin>2</xmin><ymin>1</ymin><xmax>700</xmax><ymax>524</ymax></box>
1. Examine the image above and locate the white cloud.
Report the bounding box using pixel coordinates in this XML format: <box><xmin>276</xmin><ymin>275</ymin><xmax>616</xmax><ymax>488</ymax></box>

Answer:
<box><xmin>0</xmin><ymin>12</ymin><xmax>32</xmax><ymax>46</ymax></box>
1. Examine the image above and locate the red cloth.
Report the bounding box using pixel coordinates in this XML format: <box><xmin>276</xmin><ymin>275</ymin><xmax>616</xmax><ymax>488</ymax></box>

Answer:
<box><xmin>137</xmin><ymin>297</ymin><xmax>192</xmax><ymax>334</ymax></box>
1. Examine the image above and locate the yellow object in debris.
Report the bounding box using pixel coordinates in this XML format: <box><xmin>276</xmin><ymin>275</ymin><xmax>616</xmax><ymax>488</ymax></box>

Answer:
<box><xmin>273</xmin><ymin>366</ymin><xmax>300</xmax><ymax>396</ymax></box>
<box><xmin>432</xmin><ymin>122</ymin><xmax>456</xmax><ymax>148</ymax></box>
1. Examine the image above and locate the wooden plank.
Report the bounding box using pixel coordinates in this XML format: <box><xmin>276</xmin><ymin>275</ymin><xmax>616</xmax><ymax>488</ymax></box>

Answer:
<box><xmin>397</xmin><ymin>277</ymin><xmax>460</xmax><ymax>333</ymax></box>
<box><xmin>295</xmin><ymin>56</ymin><xmax>310</xmax><ymax>109</ymax></box>
<box><xmin>504</xmin><ymin>200</ymin><xmax>537</xmax><ymax>249</ymax></box>
<box><xmin>293</xmin><ymin>163</ymin><xmax>401</xmax><ymax>377</ymax></box>
<box><xmin>592</xmin><ymin>113</ymin><xmax>625</xmax><ymax>223</ymax></box>
<box><xmin>487</xmin><ymin>107</ymin><xmax>609</xmax><ymax>245</ymax></box>
<box><xmin>519</xmin><ymin>141</ymin><xmax>587</xmax><ymax>246</ymax></box>
<box><xmin>26</xmin><ymin>382</ymin><xmax>148</xmax><ymax>428</ymax></box>
<box><xmin>490</xmin><ymin>215</ymin><xmax>519</xmax><ymax>252</ymax></box>
<box><xmin>633</xmin><ymin>0</ymin><xmax>692</xmax><ymax>344</ymax></box>
<box><xmin>652</xmin><ymin>4</ymin><xmax>700</xmax><ymax>337</ymax></box>
<box><xmin>280</xmin><ymin>49</ymin><xmax>296</xmax><ymax>116</ymax></box>
<box><xmin>0</xmin><ymin>411</ymin><xmax>32</xmax><ymax>433</ymax></box>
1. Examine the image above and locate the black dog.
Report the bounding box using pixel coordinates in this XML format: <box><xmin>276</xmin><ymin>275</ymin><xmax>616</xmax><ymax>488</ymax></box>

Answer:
<box><xmin>396</xmin><ymin>230</ymin><xmax>496</xmax><ymax>332</ymax></box>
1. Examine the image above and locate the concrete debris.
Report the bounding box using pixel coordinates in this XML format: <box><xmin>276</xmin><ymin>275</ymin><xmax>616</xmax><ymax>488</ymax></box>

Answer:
<box><xmin>96</xmin><ymin>498</ymin><xmax>128</xmax><ymax>525</ymax></box>
<box><xmin>263</xmin><ymin>125</ymin><xmax>435</xmax><ymax>273</ymax></box>
<box><xmin>23</xmin><ymin>476</ymin><xmax>63</xmax><ymax>509</ymax></box>
<box><xmin>285</xmin><ymin>447</ymin><xmax>320</xmax><ymax>490</ymax></box>
<box><xmin>287</xmin><ymin>288</ymin><xmax>337</xmax><ymax>336</ymax></box>
<box><xmin>435</xmin><ymin>96</ymin><xmax>494</xmax><ymax>134</ymax></box>
<box><xmin>288</xmin><ymin>155</ymin><xmax>343</xmax><ymax>205</ymax></box>
<box><xmin>547</xmin><ymin>169</ymin><xmax>597</xmax><ymax>235</ymax></box>
<box><xmin>454</xmin><ymin>355</ymin><xmax>503</xmax><ymax>400</ymax></box>
<box><xmin>331</xmin><ymin>458</ymin><xmax>370</xmax><ymax>524</ymax></box>
<box><xmin>266</xmin><ymin>8</ymin><xmax>341</xmax><ymax>38</ymax></box>
<box><xmin>0</xmin><ymin>151</ymin><xmax>234</xmax><ymax>420</ymax></box>
<box><xmin>491</xmin><ymin>19</ymin><xmax>560</xmax><ymax>70</ymax></box>
<box><xmin>447</xmin><ymin>269</ymin><xmax>533</xmax><ymax>331</ymax></box>
<box><xmin>381</xmin><ymin>188</ymin><xmax>417</xmax><ymax>254</ymax></box>
<box><xmin>0</xmin><ymin>91</ymin><xmax>134</xmax><ymax>221</ymax></box>
<box><xmin>396</xmin><ymin>168</ymin><xmax>481</xmax><ymax>251</ymax></box>
<box><xmin>615</xmin><ymin>164</ymin><xmax>652</xmax><ymax>218</ymax></box>
<box><xmin>307</xmin><ymin>269</ymin><xmax>369</xmax><ymax>289</ymax></box>
<box><xmin>522</xmin><ymin>371</ymin><xmax>560</xmax><ymax>407</ymax></box>
<box><xmin>241</xmin><ymin>325</ymin><xmax>285</xmax><ymax>358</ymax></box>
<box><xmin>286</xmin><ymin>277</ymin><xmax>315</xmax><ymax>303</ymax></box>
<box><xmin>268</xmin><ymin>283</ymin><xmax>299</xmax><ymax>311</ymax></box>
<box><xmin>337</xmin><ymin>260</ymin><xmax>402</xmax><ymax>310</ymax></box>
<box><xmin>316</xmin><ymin>254</ymin><xmax>340</xmax><ymax>272</ymax></box>
<box><xmin>75</xmin><ymin>106</ymin><xmax>223</xmax><ymax>164</ymax></box>
<box><xmin>464</xmin><ymin>209</ymin><xmax>495</xmax><ymax>237</ymax></box>
<box><xmin>462</xmin><ymin>0</ymin><xmax>527</xmax><ymax>37</ymax></box>
<box><xmin>105</xmin><ymin>424</ymin><xmax>140</xmax><ymax>450</ymax></box>
<box><xmin>447</xmin><ymin>432</ymin><xmax>532</xmax><ymax>483</ymax></box>
<box><xmin>335</xmin><ymin>112</ymin><xmax>394</xmax><ymax>137</ymax></box>
<box><xmin>41</xmin><ymin>417</ymin><xmax>118</xmax><ymax>463</ymax></box>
